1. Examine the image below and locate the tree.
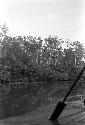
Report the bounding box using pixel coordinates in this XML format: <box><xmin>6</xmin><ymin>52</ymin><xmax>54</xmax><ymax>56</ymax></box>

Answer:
<box><xmin>59</xmin><ymin>40</ymin><xmax>85</xmax><ymax>80</ymax></box>
<box><xmin>42</xmin><ymin>36</ymin><xmax>63</xmax><ymax>68</ymax></box>
<box><xmin>72</xmin><ymin>41</ymin><xmax>85</xmax><ymax>68</ymax></box>
<box><xmin>0</xmin><ymin>23</ymin><xmax>8</xmax><ymax>42</ymax></box>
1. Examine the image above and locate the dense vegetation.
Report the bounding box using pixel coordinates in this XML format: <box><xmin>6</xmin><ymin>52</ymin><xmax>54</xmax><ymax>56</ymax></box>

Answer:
<box><xmin>0</xmin><ymin>24</ymin><xmax>85</xmax><ymax>118</ymax></box>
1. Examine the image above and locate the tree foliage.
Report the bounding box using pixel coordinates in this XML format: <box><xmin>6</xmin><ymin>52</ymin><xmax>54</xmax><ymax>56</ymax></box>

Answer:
<box><xmin>0</xmin><ymin>34</ymin><xmax>84</xmax><ymax>84</ymax></box>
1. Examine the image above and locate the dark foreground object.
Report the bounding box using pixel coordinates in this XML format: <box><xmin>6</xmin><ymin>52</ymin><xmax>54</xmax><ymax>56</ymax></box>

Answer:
<box><xmin>49</xmin><ymin>102</ymin><xmax>66</xmax><ymax>120</ymax></box>
<box><xmin>49</xmin><ymin>65</ymin><xmax>85</xmax><ymax>120</ymax></box>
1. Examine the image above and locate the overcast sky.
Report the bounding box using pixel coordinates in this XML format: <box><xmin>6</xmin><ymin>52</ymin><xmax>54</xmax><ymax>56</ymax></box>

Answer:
<box><xmin>0</xmin><ymin>0</ymin><xmax>85</xmax><ymax>44</ymax></box>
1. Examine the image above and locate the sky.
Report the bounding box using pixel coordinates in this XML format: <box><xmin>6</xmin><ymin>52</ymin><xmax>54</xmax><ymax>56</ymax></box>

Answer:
<box><xmin>0</xmin><ymin>0</ymin><xmax>85</xmax><ymax>45</ymax></box>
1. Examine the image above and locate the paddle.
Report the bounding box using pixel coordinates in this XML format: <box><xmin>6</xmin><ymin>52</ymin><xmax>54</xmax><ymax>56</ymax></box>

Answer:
<box><xmin>49</xmin><ymin>65</ymin><xmax>85</xmax><ymax>121</ymax></box>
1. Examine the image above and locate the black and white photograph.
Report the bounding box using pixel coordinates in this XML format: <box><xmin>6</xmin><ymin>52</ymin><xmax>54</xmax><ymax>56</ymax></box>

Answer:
<box><xmin>0</xmin><ymin>0</ymin><xmax>85</xmax><ymax>125</ymax></box>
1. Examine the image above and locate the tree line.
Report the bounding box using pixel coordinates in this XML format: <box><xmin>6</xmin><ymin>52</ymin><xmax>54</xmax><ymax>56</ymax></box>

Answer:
<box><xmin>0</xmin><ymin>24</ymin><xmax>85</xmax><ymax>91</ymax></box>
<box><xmin>0</xmin><ymin>30</ymin><xmax>85</xmax><ymax>84</ymax></box>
